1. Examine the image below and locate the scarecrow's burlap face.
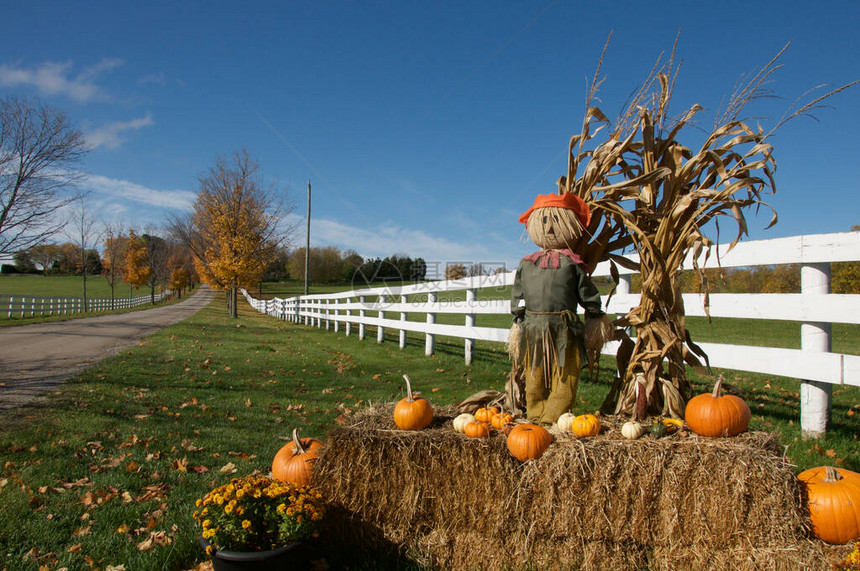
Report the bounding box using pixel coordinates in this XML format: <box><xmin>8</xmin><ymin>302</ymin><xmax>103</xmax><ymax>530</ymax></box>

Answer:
<box><xmin>525</xmin><ymin>206</ymin><xmax>583</xmax><ymax>250</ymax></box>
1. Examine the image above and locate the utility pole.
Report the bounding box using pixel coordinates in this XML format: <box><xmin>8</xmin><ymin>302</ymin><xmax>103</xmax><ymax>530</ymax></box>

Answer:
<box><xmin>304</xmin><ymin>179</ymin><xmax>311</xmax><ymax>296</ymax></box>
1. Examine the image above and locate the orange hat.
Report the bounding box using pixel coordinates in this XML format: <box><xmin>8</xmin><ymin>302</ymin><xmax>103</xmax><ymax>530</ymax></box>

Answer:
<box><xmin>519</xmin><ymin>193</ymin><xmax>590</xmax><ymax>227</ymax></box>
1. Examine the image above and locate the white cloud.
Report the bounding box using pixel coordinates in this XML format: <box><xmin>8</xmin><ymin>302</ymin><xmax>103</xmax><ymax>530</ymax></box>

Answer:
<box><xmin>138</xmin><ymin>72</ymin><xmax>167</xmax><ymax>86</ymax></box>
<box><xmin>85</xmin><ymin>113</ymin><xmax>154</xmax><ymax>150</ymax></box>
<box><xmin>83</xmin><ymin>173</ymin><xmax>196</xmax><ymax>211</ymax></box>
<box><xmin>287</xmin><ymin>213</ymin><xmax>521</xmax><ymax>271</ymax></box>
<box><xmin>0</xmin><ymin>58</ymin><xmax>123</xmax><ymax>102</ymax></box>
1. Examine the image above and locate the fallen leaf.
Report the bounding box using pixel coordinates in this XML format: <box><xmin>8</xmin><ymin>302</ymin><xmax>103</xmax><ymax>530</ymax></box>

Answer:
<box><xmin>172</xmin><ymin>457</ymin><xmax>188</xmax><ymax>473</ymax></box>
<box><xmin>67</xmin><ymin>544</ymin><xmax>82</xmax><ymax>553</ymax></box>
<box><xmin>219</xmin><ymin>462</ymin><xmax>237</xmax><ymax>474</ymax></box>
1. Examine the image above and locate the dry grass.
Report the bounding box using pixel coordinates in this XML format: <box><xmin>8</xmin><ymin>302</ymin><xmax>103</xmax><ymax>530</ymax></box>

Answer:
<box><xmin>314</xmin><ymin>404</ymin><xmax>852</xmax><ymax>570</ymax></box>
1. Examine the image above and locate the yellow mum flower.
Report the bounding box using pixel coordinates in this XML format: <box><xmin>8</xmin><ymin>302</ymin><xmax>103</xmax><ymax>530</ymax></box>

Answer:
<box><xmin>241</xmin><ymin>520</ymin><xmax>252</xmax><ymax>530</ymax></box>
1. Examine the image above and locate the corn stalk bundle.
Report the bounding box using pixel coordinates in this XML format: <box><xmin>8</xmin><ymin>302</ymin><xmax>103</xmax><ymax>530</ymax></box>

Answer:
<box><xmin>560</xmin><ymin>37</ymin><xmax>856</xmax><ymax>419</ymax></box>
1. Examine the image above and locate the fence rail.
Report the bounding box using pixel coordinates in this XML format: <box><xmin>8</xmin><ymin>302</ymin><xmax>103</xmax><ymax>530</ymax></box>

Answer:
<box><xmin>1</xmin><ymin>291</ymin><xmax>169</xmax><ymax>318</ymax></box>
<box><xmin>241</xmin><ymin>230</ymin><xmax>860</xmax><ymax>436</ymax></box>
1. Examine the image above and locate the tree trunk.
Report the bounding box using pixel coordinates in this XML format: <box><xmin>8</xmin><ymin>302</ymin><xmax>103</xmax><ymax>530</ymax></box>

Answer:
<box><xmin>230</xmin><ymin>279</ymin><xmax>238</xmax><ymax>318</ymax></box>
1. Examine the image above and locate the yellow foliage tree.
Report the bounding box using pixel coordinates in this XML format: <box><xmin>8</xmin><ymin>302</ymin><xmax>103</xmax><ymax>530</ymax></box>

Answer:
<box><xmin>179</xmin><ymin>150</ymin><xmax>291</xmax><ymax>318</ymax></box>
<box><xmin>123</xmin><ymin>230</ymin><xmax>151</xmax><ymax>292</ymax></box>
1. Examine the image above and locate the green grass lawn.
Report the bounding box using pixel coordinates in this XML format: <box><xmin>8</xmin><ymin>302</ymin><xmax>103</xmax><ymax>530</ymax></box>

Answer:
<box><xmin>0</xmin><ymin>274</ymin><xmax>143</xmax><ymax>299</ymax></box>
<box><xmin>258</xmin><ymin>280</ymin><xmax>860</xmax><ymax>356</ymax></box>
<box><xmin>0</xmin><ymin>289</ymin><xmax>857</xmax><ymax>570</ymax></box>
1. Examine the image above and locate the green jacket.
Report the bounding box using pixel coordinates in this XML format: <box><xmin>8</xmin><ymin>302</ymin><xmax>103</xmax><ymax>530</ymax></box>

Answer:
<box><xmin>510</xmin><ymin>249</ymin><xmax>604</xmax><ymax>370</ymax></box>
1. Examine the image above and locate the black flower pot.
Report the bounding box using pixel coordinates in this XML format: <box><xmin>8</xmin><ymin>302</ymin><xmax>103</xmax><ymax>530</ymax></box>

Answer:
<box><xmin>199</xmin><ymin>536</ymin><xmax>303</xmax><ymax>571</ymax></box>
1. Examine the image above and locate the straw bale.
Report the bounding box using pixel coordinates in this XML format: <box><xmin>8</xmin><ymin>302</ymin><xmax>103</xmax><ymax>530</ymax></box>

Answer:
<box><xmin>313</xmin><ymin>404</ymin><xmax>850</xmax><ymax>570</ymax></box>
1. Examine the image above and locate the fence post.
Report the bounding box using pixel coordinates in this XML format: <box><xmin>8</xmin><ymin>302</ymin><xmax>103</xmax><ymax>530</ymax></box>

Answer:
<box><xmin>344</xmin><ymin>297</ymin><xmax>351</xmax><ymax>336</ymax></box>
<box><xmin>377</xmin><ymin>295</ymin><xmax>386</xmax><ymax>344</ymax></box>
<box><xmin>426</xmin><ymin>292</ymin><xmax>436</xmax><ymax>356</ymax></box>
<box><xmin>7</xmin><ymin>296</ymin><xmax>12</xmax><ymax>318</ymax></box>
<box><xmin>359</xmin><ymin>295</ymin><xmax>366</xmax><ymax>340</ymax></box>
<box><xmin>800</xmin><ymin>262</ymin><xmax>832</xmax><ymax>438</ymax></box>
<box><xmin>399</xmin><ymin>294</ymin><xmax>408</xmax><ymax>349</ymax></box>
<box><xmin>464</xmin><ymin>288</ymin><xmax>476</xmax><ymax>366</ymax></box>
<box><xmin>333</xmin><ymin>299</ymin><xmax>339</xmax><ymax>333</ymax></box>
<box><xmin>21</xmin><ymin>297</ymin><xmax>26</xmax><ymax>318</ymax></box>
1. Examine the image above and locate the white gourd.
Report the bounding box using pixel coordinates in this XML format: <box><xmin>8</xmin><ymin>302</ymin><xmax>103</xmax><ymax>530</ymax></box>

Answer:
<box><xmin>556</xmin><ymin>412</ymin><xmax>576</xmax><ymax>431</ymax></box>
<box><xmin>621</xmin><ymin>421</ymin><xmax>646</xmax><ymax>440</ymax></box>
<box><xmin>453</xmin><ymin>413</ymin><xmax>476</xmax><ymax>433</ymax></box>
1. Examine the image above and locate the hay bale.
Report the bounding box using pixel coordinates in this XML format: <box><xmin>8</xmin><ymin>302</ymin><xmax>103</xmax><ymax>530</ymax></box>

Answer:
<box><xmin>314</xmin><ymin>404</ymin><xmax>849</xmax><ymax>570</ymax></box>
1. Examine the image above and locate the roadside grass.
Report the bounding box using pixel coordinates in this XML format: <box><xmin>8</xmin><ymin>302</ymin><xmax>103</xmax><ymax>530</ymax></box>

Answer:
<box><xmin>1</xmin><ymin>290</ymin><xmax>857</xmax><ymax>570</ymax></box>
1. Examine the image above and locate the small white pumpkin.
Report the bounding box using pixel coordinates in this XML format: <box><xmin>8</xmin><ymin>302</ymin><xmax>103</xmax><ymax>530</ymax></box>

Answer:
<box><xmin>621</xmin><ymin>421</ymin><xmax>646</xmax><ymax>440</ymax></box>
<box><xmin>556</xmin><ymin>412</ymin><xmax>576</xmax><ymax>431</ymax></box>
<box><xmin>453</xmin><ymin>413</ymin><xmax>476</xmax><ymax>433</ymax></box>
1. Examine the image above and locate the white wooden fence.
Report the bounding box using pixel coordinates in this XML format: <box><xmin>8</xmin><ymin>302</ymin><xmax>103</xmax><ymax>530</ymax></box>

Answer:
<box><xmin>241</xmin><ymin>231</ymin><xmax>860</xmax><ymax>436</ymax></box>
<box><xmin>1</xmin><ymin>291</ymin><xmax>169</xmax><ymax>319</ymax></box>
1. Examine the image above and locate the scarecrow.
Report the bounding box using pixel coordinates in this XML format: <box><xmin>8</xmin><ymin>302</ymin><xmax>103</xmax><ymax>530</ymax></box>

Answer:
<box><xmin>509</xmin><ymin>192</ymin><xmax>611</xmax><ymax>425</ymax></box>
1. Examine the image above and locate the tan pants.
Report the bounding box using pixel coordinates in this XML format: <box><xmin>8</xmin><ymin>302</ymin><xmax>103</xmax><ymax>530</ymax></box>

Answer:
<box><xmin>524</xmin><ymin>344</ymin><xmax>581</xmax><ymax>425</ymax></box>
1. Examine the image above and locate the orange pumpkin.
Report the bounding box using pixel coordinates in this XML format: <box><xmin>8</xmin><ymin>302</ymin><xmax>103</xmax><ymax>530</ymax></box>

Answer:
<box><xmin>571</xmin><ymin>414</ymin><xmax>601</xmax><ymax>437</ymax></box>
<box><xmin>685</xmin><ymin>376</ymin><xmax>750</xmax><ymax>437</ymax></box>
<box><xmin>272</xmin><ymin>428</ymin><xmax>323</xmax><ymax>486</ymax></box>
<box><xmin>506</xmin><ymin>423</ymin><xmax>553</xmax><ymax>462</ymax></box>
<box><xmin>798</xmin><ymin>466</ymin><xmax>860</xmax><ymax>544</ymax></box>
<box><xmin>491</xmin><ymin>411</ymin><xmax>514</xmax><ymax>430</ymax></box>
<box><xmin>394</xmin><ymin>374</ymin><xmax>434</xmax><ymax>430</ymax></box>
<box><xmin>475</xmin><ymin>406</ymin><xmax>499</xmax><ymax>423</ymax></box>
<box><xmin>464</xmin><ymin>420</ymin><xmax>491</xmax><ymax>438</ymax></box>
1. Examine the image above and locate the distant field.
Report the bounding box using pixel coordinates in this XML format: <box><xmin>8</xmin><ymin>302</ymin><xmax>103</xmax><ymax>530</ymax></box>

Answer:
<box><xmin>0</xmin><ymin>275</ymin><xmax>142</xmax><ymax>299</ymax></box>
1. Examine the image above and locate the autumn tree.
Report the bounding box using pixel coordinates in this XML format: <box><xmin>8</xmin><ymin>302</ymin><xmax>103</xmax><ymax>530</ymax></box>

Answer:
<box><xmin>832</xmin><ymin>225</ymin><xmax>860</xmax><ymax>294</ymax></box>
<box><xmin>29</xmin><ymin>243</ymin><xmax>62</xmax><ymax>275</ymax></box>
<box><xmin>172</xmin><ymin>149</ymin><xmax>292</xmax><ymax>318</ymax></box>
<box><xmin>0</xmin><ymin>96</ymin><xmax>88</xmax><ymax>256</ymax></box>
<box><xmin>123</xmin><ymin>230</ymin><xmax>152</xmax><ymax>295</ymax></box>
<box><xmin>445</xmin><ymin>264</ymin><xmax>467</xmax><ymax>280</ymax></box>
<box><xmin>168</xmin><ymin>253</ymin><xmax>190</xmax><ymax>298</ymax></box>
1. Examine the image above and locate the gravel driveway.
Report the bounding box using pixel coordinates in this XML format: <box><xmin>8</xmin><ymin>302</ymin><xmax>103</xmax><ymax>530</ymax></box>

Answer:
<box><xmin>0</xmin><ymin>285</ymin><xmax>215</xmax><ymax>413</ymax></box>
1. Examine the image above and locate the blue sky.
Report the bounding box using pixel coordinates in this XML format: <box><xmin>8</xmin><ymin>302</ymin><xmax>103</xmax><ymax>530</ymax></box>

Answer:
<box><xmin>1</xmin><ymin>1</ymin><xmax>858</xmax><ymax>273</ymax></box>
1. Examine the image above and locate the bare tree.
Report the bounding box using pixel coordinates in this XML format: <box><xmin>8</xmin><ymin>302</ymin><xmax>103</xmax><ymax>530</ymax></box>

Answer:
<box><xmin>101</xmin><ymin>222</ymin><xmax>127</xmax><ymax>309</ymax></box>
<box><xmin>66</xmin><ymin>193</ymin><xmax>101</xmax><ymax>311</ymax></box>
<box><xmin>0</xmin><ymin>96</ymin><xmax>88</xmax><ymax>256</ymax></box>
